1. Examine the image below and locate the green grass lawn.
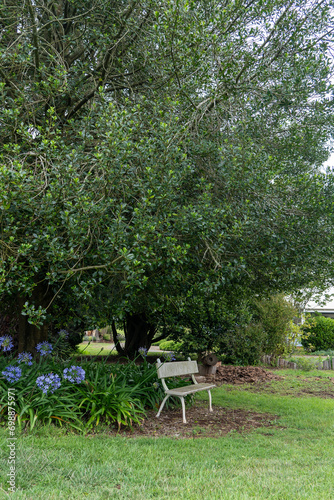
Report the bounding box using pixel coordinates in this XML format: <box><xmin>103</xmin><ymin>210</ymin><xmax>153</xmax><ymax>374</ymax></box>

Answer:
<box><xmin>76</xmin><ymin>343</ymin><xmax>163</xmax><ymax>358</ymax></box>
<box><xmin>1</xmin><ymin>369</ymin><xmax>334</xmax><ymax>499</ymax></box>
<box><xmin>77</xmin><ymin>342</ymin><xmax>119</xmax><ymax>356</ymax></box>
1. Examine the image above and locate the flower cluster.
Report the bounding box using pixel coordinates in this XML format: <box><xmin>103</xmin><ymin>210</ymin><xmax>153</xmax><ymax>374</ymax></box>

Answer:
<box><xmin>0</xmin><ymin>335</ymin><xmax>14</xmax><ymax>352</ymax></box>
<box><xmin>163</xmin><ymin>351</ymin><xmax>176</xmax><ymax>362</ymax></box>
<box><xmin>17</xmin><ymin>352</ymin><xmax>33</xmax><ymax>366</ymax></box>
<box><xmin>36</xmin><ymin>373</ymin><xmax>61</xmax><ymax>394</ymax></box>
<box><xmin>138</xmin><ymin>347</ymin><xmax>148</xmax><ymax>357</ymax></box>
<box><xmin>36</xmin><ymin>341</ymin><xmax>53</xmax><ymax>356</ymax></box>
<box><xmin>153</xmin><ymin>381</ymin><xmax>160</xmax><ymax>389</ymax></box>
<box><xmin>63</xmin><ymin>366</ymin><xmax>85</xmax><ymax>384</ymax></box>
<box><xmin>58</xmin><ymin>329</ymin><xmax>69</xmax><ymax>339</ymax></box>
<box><xmin>2</xmin><ymin>366</ymin><xmax>22</xmax><ymax>384</ymax></box>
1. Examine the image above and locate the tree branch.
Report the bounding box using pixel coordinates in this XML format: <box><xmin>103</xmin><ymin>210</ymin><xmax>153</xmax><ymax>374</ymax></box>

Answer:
<box><xmin>27</xmin><ymin>0</ymin><xmax>41</xmax><ymax>75</ymax></box>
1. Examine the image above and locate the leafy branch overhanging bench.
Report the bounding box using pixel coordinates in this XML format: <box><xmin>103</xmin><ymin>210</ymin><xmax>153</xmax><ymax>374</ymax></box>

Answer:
<box><xmin>156</xmin><ymin>357</ymin><xmax>216</xmax><ymax>423</ymax></box>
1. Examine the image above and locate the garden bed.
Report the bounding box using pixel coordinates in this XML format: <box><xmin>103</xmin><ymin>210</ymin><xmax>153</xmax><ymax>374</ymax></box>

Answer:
<box><xmin>103</xmin><ymin>402</ymin><xmax>280</xmax><ymax>439</ymax></box>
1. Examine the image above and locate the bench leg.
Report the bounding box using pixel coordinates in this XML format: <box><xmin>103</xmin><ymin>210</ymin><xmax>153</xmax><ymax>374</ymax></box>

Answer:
<box><xmin>156</xmin><ymin>395</ymin><xmax>169</xmax><ymax>418</ymax></box>
<box><xmin>208</xmin><ymin>390</ymin><xmax>213</xmax><ymax>412</ymax></box>
<box><xmin>179</xmin><ymin>397</ymin><xmax>187</xmax><ymax>423</ymax></box>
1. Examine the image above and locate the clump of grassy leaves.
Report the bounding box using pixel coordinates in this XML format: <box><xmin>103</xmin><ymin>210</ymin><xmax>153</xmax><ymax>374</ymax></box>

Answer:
<box><xmin>0</xmin><ymin>347</ymin><xmax>187</xmax><ymax>434</ymax></box>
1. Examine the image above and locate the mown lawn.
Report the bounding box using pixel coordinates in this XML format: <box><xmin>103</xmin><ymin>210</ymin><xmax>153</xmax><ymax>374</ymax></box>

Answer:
<box><xmin>1</xmin><ymin>369</ymin><xmax>334</xmax><ymax>499</ymax></box>
<box><xmin>76</xmin><ymin>343</ymin><xmax>162</xmax><ymax>357</ymax></box>
<box><xmin>77</xmin><ymin>342</ymin><xmax>118</xmax><ymax>356</ymax></box>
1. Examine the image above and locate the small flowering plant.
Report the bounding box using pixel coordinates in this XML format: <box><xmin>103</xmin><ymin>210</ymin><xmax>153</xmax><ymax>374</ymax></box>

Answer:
<box><xmin>138</xmin><ymin>347</ymin><xmax>148</xmax><ymax>357</ymax></box>
<box><xmin>58</xmin><ymin>329</ymin><xmax>69</xmax><ymax>339</ymax></box>
<box><xmin>36</xmin><ymin>373</ymin><xmax>61</xmax><ymax>394</ymax></box>
<box><xmin>2</xmin><ymin>366</ymin><xmax>22</xmax><ymax>384</ymax></box>
<box><xmin>163</xmin><ymin>351</ymin><xmax>176</xmax><ymax>362</ymax></box>
<box><xmin>63</xmin><ymin>366</ymin><xmax>85</xmax><ymax>384</ymax></box>
<box><xmin>0</xmin><ymin>335</ymin><xmax>14</xmax><ymax>352</ymax></box>
<box><xmin>17</xmin><ymin>352</ymin><xmax>33</xmax><ymax>366</ymax></box>
<box><xmin>36</xmin><ymin>341</ymin><xmax>53</xmax><ymax>356</ymax></box>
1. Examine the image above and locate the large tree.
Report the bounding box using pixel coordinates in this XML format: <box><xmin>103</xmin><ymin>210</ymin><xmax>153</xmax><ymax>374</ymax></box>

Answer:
<box><xmin>1</xmin><ymin>0</ymin><xmax>334</xmax><ymax>355</ymax></box>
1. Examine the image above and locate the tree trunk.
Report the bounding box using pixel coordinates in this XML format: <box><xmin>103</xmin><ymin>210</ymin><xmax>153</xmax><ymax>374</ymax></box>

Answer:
<box><xmin>113</xmin><ymin>312</ymin><xmax>156</xmax><ymax>358</ymax></box>
<box><xmin>17</xmin><ymin>315</ymin><xmax>49</xmax><ymax>353</ymax></box>
<box><xmin>17</xmin><ymin>281</ymin><xmax>52</xmax><ymax>353</ymax></box>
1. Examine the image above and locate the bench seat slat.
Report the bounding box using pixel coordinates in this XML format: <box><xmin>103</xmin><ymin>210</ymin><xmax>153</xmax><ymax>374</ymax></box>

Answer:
<box><xmin>166</xmin><ymin>382</ymin><xmax>216</xmax><ymax>396</ymax></box>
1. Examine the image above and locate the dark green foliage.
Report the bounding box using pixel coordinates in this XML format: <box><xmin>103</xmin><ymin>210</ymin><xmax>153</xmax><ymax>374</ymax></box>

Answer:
<box><xmin>2</xmin><ymin>0</ymin><xmax>334</xmax><ymax>355</ymax></box>
<box><xmin>172</xmin><ymin>295</ymin><xmax>297</xmax><ymax>365</ymax></box>
<box><xmin>49</xmin><ymin>330</ymin><xmax>83</xmax><ymax>360</ymax></box>
<box><xmin>301</xmin><ymin>315</ymin><xmax>334</xmax><ymax>352</ymax></box>
<box><xmin>219</xmin><ymin>323</ymin><xmax>266</xmax><ymax>366</ymax></box>
<box><xmin>253</xmin><ymin>295</ymin><xmax>298</xmax><ymax>356</ymax></box>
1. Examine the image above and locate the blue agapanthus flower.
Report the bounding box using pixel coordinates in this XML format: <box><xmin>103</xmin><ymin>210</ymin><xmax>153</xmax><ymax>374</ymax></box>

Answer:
<box><xmin>63</xmin><ymin>366</ymin><xmax>85</xmax><ymax>384</ymax></box>
<box><xmin>2</xmin><ymin>366</ymin><xmax>22</xmax><ymax>384</ymax></box>
<box><xmin>0</xmin><ymin>335</ymin><xmax>14</xmax><ymax>352</ymax></box>
<box><xmin>163</xmin><ymin>351</ymin><xmax>176</xmax><ymax>362</ymax></box>
<box><xmin>58</xmin><ymin>329</ymin><xmax>69</xmax><ymax>338</ymax></box>
<box><xmin>138</xmin><ymin>347</ymin><xmax>148</xmax><ymax>357</ymax></box>
<box><xmin>17</xmin><ymin>352</ymin><xmax>33</xmax><ymax>366</ymax></box>
<box><xmin>36</xmin><ymin>341</ymin><xmax>53</xmax><ymax>356</ymax></box>
<box><xmin>36</xmin><ymin>373</ymin><xmax>61</xmax><ymax>394</ymax></box>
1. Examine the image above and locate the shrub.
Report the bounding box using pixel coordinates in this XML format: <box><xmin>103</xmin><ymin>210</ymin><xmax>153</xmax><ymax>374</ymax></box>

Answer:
<box><xmin>301</xmin><ymin>315</ymin><xmax>334</xmax><ymax>352</ymax></box>
<box><xmin>309</xmin><ymin>349</ymin><xmax>334</xmax><ymax>356</ymax></box>
<box><xmin>166</xmin><ymin>295</ymin><xmax>298</xmax><ymax>365</ymax></box>
<box><xmin>288</xmin><ymin>357</ymin><xmax>317</xmax><ymax>371</ymax></box>
<box><xmin>219</xmin><ymin>322</ymin><xmax>266</xmax><ymax>366</ymax></box>
<box><xmin>158</xmin><ymin>339</ymin><xmax>183</xmax><ymax>352</ymax></box>
<box><xmin>254</xmin><ymin>294</ymin><xmax>297</xmax><ymax>356</ymax></box>
<box><xmin>286</xmin><ymin>321</ymin><xmax>304</xmax><ymax>354</ymax></box>
<box><xmin>49</xmin><ymin>329</ymin><xmax>83</xmax><ymax>359</ymax></box>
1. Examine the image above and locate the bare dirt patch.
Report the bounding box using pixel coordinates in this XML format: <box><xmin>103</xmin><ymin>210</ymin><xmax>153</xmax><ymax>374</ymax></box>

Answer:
<box><xmin>112</xmin><ymin>403</ymin><xmax>279</xmax><ymax>439</ymax></box>
<box><xmin>110</xmin><ymin>365</ymin><xmax>282</xmax><ymax>439</ymax></box>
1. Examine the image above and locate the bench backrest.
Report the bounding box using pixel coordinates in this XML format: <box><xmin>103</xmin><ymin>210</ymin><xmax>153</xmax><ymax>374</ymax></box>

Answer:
<box><xmin>156</xmin><ymin>359</ymin><xmax>198</xmax><ymax>379</ymax></box>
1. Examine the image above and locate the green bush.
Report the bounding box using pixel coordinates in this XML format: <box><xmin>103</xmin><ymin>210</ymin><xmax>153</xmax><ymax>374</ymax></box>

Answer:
<box><xmin>49</xmin><ymin>329</ymin><xmax>82</xmax><ymax>359</ymax></box>
<box><xmin>286</xmin><ymin>321</ymin><xmax>304</xmax><ymax>354</ymax></box>
<box><xmin>288</xmin><ymin>357</ymin><xmax>317</xmax><ymax>371</ymax></box>
<box><xmin>254</xmin><ymin>294</ymin><xmax>297</xmax><ymax>356</ymax></box>
<box><xmin>301</xmin><ymin>315</ymin><xmax>334</xmax><ymax>352</ymax></box>
<box><xmin>309</xmin><ymin>349</ymin><xmax>334</xmax><ymax>356</ymax></box>
<box><xmin>219</xmin><ymin>322</ymin><xmax>266</xmax><ymax>366</ymax></box>
<box><xmin>158</xmin><ymin>339</ymin><xmax>183</xmax><ymax>352</ymax></box>
<box><xmin>172</xmin><ymin>295</ymin><xmax>297</xmax><ymax>365</ymax></box>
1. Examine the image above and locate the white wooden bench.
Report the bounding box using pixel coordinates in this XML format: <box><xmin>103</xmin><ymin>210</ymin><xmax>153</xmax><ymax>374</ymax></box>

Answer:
<box><xmin>156</xmin><ymin>357</ymin><xmax>216</xmax><ymax>423</ymax></box>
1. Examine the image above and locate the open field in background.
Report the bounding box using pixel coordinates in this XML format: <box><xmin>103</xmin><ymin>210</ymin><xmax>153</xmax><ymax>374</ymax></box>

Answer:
<box><xmin>77</xmin><ymin>342</ymin><xmax>120</xmax><ymax>357</ymax></box>
<box><xmin>1</xmin><ymin>369</ymin><xmax>334</xmax><ymax>499</ymax></box>
<box><xmin>77</xmin><ymin>342</ymin><xmax>332</xmax><ymax>361</ymax></box>
<box><xmin>76</xmin><ymin>343</ymin><xmax>164</xmax><ymax>358</ymax></box>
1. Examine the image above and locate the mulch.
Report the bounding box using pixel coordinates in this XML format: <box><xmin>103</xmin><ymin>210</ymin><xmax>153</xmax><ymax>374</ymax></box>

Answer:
<box><xmin>110</xmin><ymin>404</ymin><xmax>280</xmax><ymax>439</ymax></box>
<box><xmin>212</xmin><ymin>364</ymin><xmax>282</xmax><ymax>385</ymax></box>
<box><xmin>101</xmin><ymin>365</ymin><xmax>283</xmax><ymax>439</ymax></box>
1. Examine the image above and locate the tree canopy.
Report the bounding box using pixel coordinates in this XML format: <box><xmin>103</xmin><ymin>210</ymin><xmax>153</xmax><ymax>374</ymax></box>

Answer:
<box><xmin>1</xmin><ymin>0</ymin><xmax>334</xmax><ymax>354</ymax></box>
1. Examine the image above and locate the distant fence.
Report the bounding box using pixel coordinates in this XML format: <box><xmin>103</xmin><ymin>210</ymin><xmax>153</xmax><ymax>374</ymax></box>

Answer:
<box><xmin>261</xmin><ymin>355</ymin><xmax>334</xmax><ymax>370</ymax></box>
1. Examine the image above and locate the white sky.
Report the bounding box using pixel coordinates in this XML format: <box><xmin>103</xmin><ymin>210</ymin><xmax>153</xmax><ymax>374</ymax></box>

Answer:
<box><xmin>306</xmin><ymin>288</ymin><xmax>334</xmax><ymax>309</ymax></box>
